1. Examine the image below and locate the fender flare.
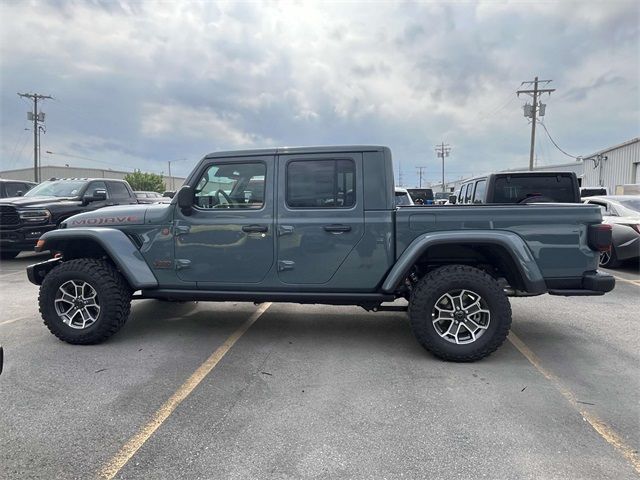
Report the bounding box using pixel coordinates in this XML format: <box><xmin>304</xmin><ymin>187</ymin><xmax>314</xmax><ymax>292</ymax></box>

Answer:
<box><xmin>381</xmin><ymin>230</ymin><xmax>547</xmax><ymax>294</ymax></box>
<box><xmin>38</xmin><ymin>228</ymin><xmax>158</xmax><ymax>289</ymax></box>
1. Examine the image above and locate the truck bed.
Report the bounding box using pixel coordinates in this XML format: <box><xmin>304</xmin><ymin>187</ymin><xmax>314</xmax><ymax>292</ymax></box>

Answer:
<box><xmin>395</xmin><ymin>203</ymin><xmax>602</xmax><ymax>280</ymax></box>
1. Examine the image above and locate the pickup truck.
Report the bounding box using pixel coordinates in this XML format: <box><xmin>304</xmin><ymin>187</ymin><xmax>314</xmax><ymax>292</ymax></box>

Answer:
<box><xmin>0</xmin><ymin>178</ymin><xmax>138</xmax><ymax>259</ymax></box>
<box><xmin>455</xmin><ymin>171</ymin><xmax>581</xmax><ymax>205</ymax></box>
<box><xmin>27</xmin><ymin>146</ymin><xmax>615</xmax><ymax>361</ymax></box>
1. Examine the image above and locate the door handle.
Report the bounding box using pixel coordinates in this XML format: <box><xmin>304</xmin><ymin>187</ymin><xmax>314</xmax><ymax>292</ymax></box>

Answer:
<box><xmin>242</xmin><ymin>225</ymin><xmax>268</xmax><ymax>233</ymax></box>
<box><xmin>323</xmin><ymin>224</ymin><xmax>351</xmax><ymax>233</ymax></box>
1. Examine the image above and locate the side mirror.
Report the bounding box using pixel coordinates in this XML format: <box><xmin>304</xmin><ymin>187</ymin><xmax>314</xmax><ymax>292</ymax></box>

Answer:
<box><xmin>448</xmin><ymin>195</ymin><xmax>457</xmax><ymax>204</ymax></box>
<box><xmin>84</xmin><ymin>189</ymin><xmax>107</xmax><ymax>204</ymax></box>
<box><xmin>163</xmin><ymin>191</ymin><xmax>175</xmax><ymax>199</ymax></box>
<box><xmin>176</xmin><ymin>185</ymin><xmax>194</xmax><ymax>215</ymax></box>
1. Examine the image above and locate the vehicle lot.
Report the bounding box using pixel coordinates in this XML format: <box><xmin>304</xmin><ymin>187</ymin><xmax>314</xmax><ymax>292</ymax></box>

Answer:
<box><xmin>1</xmin><ymin>253</ymin><xmax>638</xmax><ymax>479</ymax></box>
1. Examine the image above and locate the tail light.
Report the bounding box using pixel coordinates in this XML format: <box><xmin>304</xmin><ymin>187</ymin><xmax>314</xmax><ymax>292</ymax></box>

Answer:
<box><xmin>588</xmin><ymin>223</ymin><xmax>612</xmax><ymax>252</ymax></box>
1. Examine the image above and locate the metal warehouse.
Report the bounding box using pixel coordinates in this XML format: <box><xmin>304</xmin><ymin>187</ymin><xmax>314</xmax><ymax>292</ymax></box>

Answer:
<box><xmin>0</xmin><ymin>165</ymin><xmax>185</xmax><ymax>191</ymax></box>
<box><xmin>581</xmin><ymin>137</ymin><xmax>640</xmax><ymax>193</ymax></box>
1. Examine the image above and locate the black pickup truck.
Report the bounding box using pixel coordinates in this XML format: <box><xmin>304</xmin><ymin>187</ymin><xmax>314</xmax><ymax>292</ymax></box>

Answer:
<box><xmin>0</xmin><ymin>178</ymin><xmax>137</xmax><ymax>259</ymax></box>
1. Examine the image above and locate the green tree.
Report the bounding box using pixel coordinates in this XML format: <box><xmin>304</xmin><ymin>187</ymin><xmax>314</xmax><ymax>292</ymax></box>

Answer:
<box><xmin>123</xmin><ymin>170</ymin><xmax>166</xmax><ymax>193</ymax></box>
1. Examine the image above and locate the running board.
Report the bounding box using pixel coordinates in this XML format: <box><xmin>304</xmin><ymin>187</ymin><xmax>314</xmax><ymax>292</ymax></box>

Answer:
<box><xmin>138</xmin><ymin>289</ymin><xmax>396</xmax><ymax>306</ymax></box>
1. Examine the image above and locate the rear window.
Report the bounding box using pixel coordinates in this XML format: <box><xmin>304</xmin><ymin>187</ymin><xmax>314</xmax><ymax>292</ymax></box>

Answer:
<box><xmin>492</xmin><ymin>175</ymin><xmax>577</xmax><ymax>203</ymax></box>
<box><xmin>287</xmin><ymin>159</ymin><xmax>355</xmax><ymax>209</ymax></box>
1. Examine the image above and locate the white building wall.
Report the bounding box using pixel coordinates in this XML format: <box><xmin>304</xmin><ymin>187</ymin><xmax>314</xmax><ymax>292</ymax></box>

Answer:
<box><xmin>581</xmin><ymin>138</ymin><xmax>640</xmax><ymax>192</ymax></box>
<box><xmin>0</xmin><ymin>165</ymin><xmax>185</xmax><ymax>190</ymax></box>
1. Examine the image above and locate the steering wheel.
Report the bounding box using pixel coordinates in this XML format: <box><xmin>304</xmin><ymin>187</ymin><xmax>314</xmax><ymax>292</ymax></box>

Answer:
<box><xmin>214</xmin><ymin>189</ymin><xmax>232</xmax><ymax>207</ymax></box>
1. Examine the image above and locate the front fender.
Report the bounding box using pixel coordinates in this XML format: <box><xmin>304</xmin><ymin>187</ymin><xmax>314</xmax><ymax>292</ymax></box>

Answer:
<box><xmin>381</xmin><ymin>230</ymin><xmax>547</xmax><ymax>294</ymax></box>
<box><xmin>35</xmin><ymin>228</ymin><xmax>158</xmax><ymax>289</ymax></box>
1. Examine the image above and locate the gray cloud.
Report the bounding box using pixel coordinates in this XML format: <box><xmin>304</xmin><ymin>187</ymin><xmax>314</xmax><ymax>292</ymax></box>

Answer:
<box><xmin>0</xmin><ymin>0</ymin><xmax>638</xmax><ymax>185</ymax></box>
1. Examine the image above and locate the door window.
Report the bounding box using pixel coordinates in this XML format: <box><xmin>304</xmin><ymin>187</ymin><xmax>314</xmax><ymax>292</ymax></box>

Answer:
<box><xmin>194</xmin><ymin>162</ymin><xmax>266</xmax><ymax>209</ymax></box>
<box><xmin>472</xmin><ymin>180</ymin><xmax>486</xmax><ymax>203</ymax></box>
<box><xmin>464</xmin><ymin>183</ymin><xmax>473</xmax><ymax>203</ymax></box>
<box><xmin>286</xmin><ymin>159</ymin><xmax>355</xmax><ymax>208</ymax></box>
<box><xmin>4</xmin><ymin>182</ymin><xmax>25</xmax><ymax>197</ymax></box>
<box><xmin>86</xmin><ymin>181</ymin><xmax>108</xmax><ymax>198</ymax></box>
<box><xmin>107</xmin><ymin>182</ymin><xmax>130</xmax><ymax>199</ymax></box>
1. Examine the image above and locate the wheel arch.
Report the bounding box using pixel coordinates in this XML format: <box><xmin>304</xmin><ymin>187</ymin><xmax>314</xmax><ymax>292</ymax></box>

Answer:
<box><xmin>381</xmin><ymin>230</ymin><xmax>547</xmax><ymax>295</ymax></box>
<box><xmin>37</xmin><ymin>228</ymin><xmax>158</xmax><ymax>290</ymax></box>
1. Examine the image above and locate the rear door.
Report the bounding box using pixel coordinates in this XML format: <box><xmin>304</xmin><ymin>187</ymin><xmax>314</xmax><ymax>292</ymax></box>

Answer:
<box><xmin>276</xmin><ymin>153</ymin><xmax>364</xmax><ymax>285</ymax></box>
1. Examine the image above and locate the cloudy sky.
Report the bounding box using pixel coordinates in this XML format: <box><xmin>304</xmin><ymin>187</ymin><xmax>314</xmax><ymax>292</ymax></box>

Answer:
<box><xmin>1</xmin><ymin>0</ymin><xmax>638</xmax><ymax>186</ymax></box>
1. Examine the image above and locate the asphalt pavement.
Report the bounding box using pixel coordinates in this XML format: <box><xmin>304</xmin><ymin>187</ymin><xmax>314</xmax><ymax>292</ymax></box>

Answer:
<box><xmin>0</xmin><ymin>252</ymin><xmax>638</xmax><ymax>479</ymax></box>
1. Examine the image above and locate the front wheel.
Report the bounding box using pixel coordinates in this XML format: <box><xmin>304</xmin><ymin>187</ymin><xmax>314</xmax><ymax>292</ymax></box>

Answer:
<box><xmin>39</xmin><ymin>258</ymin><xmax>132</xmax><ymax>344</ymax></box>
<box><xmin>409</xmin><ymin>265</ymin><xmax>512</xmax><ymax>362</ymax></box>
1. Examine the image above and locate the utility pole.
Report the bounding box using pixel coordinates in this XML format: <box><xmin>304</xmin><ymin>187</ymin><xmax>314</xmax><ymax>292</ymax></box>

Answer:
<box><xmin>18</xmin><ymin>92</ymin><xmax>53</xmax><ymax>182</ymax></box>
<box><xmin>167</xmin><ymin>160</ymin><xmax>173</xmax><ymax>190</ymax></box>
<box><xmin>517</xmin><ymin>77</ymin><xmax>554</xmax><ymax>171</ymax></box>
<box><xmin>434</xmin><ymin>142</ymin><xmax>451</xmax><ymax>193</ymax></box>
<box><xmin>415</xmin><ymin>166</ymin><xmax>427</xmax><ymax>188</ymax></box>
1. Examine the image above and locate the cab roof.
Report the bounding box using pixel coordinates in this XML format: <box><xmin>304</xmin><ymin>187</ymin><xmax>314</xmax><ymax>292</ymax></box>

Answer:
<box><xmin>204</xmin><ymin>145</ymin><xmax>389</xmax><ymax>159</ymax></box>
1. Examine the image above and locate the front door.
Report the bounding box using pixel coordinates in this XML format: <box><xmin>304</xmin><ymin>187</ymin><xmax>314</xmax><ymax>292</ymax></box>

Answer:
<box><xmin>276</xmin><ymin>153</ymin><xmax>364</xmax><ymax>285</ymax></box>
<box><xmin>174</xmin><ymin>156</ymin><xmax>274</xmax><ymax>284</ymax></box>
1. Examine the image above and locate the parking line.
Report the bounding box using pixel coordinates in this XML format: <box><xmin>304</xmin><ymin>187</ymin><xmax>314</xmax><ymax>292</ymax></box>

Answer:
<box><xmin>0</xmin><ymin>316</ymin><xmax>29</xmax><ymax>327</ymax></box>
<box><xmin>613</xmin><ymin>275</ymin><xmax>640</xmax><ymax>287</ymax></box>
<box><xmin>508</xmin><ymin>332</ymin><xmax>640</xmax><ymax>474</ymax></box>
<box><xmin>98</xmin><ymin>302</ymin><xmax>272</xmax><ymax>480</ymax></box>
<box><xmin>0</xmin><ymin>270</ymin><xmax>25</xmax><ymax>279</ymax></box>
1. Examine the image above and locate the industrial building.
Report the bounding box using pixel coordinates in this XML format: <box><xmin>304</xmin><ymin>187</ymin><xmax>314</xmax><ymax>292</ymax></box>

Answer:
<box><xmin>0</xmin><ymin>165</ymin><xmax>186</xmax><ymax>191</ymax></box>
<box><xmin>581</xmin><ymin>137</ymin><xmax>639</xmax><ymax>193</ymax></box>
<box><xmin>432</xmin><ymin>137</ymin><xmax>639</xmax><ymax>195</ymax></box>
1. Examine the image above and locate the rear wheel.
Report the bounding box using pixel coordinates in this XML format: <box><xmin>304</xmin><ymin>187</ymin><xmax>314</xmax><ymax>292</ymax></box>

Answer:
<box><xmin>39</xmin><ymin>258</ymin><xmax>132</xmax><ymax>344</ymax></box>
<box><xmin>409</xmin><ymin>265</ymin><xmax>512</xmax><ymax>362</ymax></box>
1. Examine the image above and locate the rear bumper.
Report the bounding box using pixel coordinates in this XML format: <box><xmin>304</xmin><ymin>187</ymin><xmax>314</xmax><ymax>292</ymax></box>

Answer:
<box><xmin>547</xmin><ymin>270</ymin><xmax>615</xmax><ymax>296</ymax></box>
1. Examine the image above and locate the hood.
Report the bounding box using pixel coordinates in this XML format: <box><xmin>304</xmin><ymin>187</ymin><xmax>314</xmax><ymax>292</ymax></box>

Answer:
<box><xmin>65</xmin><ymin>205</ymin><xmax>148</xmax><ymax>228</ymax></box>
<box><xmin>0</xmin><ymin>196</ymin><xmax>79</xmax><ymax>208</ymax></box>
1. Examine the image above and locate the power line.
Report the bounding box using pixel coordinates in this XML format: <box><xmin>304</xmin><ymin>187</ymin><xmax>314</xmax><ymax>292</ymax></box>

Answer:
<box><xmin>415</xmin><ymin>166</ymin><xmax>427</xmax><ymax>188</ymax></box>
<box><xmin>517</xmin><ymin>77</ymin><xmax>555</xmax><ymax>171</ymax></box>
<box><xmin>17</xmin><ymin>92</ymin><xmax>53</xmax><ymax>182</ymax></box>
<box><xmin>537</xmin><ymin>120</ymin><xmax>580</xmax><ymax>159</ymax></box>
<box><xmin>434</xmin><ymin>142</ymin><xmax>451</xmax><ymax>192</ymax></box>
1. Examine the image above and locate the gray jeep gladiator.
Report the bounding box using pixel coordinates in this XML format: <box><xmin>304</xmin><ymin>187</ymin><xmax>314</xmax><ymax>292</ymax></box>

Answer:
<box><xmin>27</xmin><ymin>146</ymin><xmax>615</xmax><ymax>361</ymax></box>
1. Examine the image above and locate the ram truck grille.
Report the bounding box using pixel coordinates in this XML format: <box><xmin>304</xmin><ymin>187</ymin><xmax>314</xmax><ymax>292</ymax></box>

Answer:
<box><xmin>0</xmin><ymin>205</ymin><xmax>21</xmax><ymax>227</ymax></box>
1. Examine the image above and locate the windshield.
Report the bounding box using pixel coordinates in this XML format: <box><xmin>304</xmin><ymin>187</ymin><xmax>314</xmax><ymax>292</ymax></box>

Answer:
<box><xmin>617</xmin><ymin>199</ymin><xmax>640</xmax><ymax>214</ymax></box>
<box><xmin>24</xmin><ymin>180</ymin><xmax>88</xmax><ymax>198</ymax></box>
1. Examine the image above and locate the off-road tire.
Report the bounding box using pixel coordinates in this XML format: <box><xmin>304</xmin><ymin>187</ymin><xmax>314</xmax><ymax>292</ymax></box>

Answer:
<box><xmin>39</xmin><ymin>258</ymin><xmax>132</xmax><ymax>344</ymax></box>
<box><xmin>0</xmin><ymin>250</ymin><xmax>20</xmax><ymax>260</ymax></box>
<box><xmin>409</xmin><ymin>265</ymin><xmax>512</xmax><ymax>362</ymax></box>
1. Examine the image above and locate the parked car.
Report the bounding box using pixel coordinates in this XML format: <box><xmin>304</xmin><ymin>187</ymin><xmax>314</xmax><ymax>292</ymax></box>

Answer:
<box><xmin>433</xmin><ymin>192</ymin><xmax>449</xmax><ymax>205</ymax></box>
<box><xmin>407</xmin><ymin>188</ymin><xmax>434</xmax><ymax>204</ymax></box>
<box><xmin>0</xmin><ymin>178</ymin><xmax>36</xmax><ymax>198</ymax></box>
<box><xmin>456</xmin><ymin>171</ymin><xmax>580</xmax><ymax>205</ymax></box>
<box><xmin>0</xmin><ymin>178</ymin><xmax>138</xmax><ymax>259</ymax></box>
<box><xmin>394</xmin><ymin>187</ymin><xmax>414</xmax><ymax>206</ymax></box>
<box><xmin>134</xmin><ymin>191</ymin><xmax>172</xmax><ymax>204</ymax></box>
<box><xmin>27</xmin><ymin>145</ymin><xmax>614</xmax><ymax>362</ymax></box>
<box><xmin>583</xmin><ymin>195</ymin><xmax>640</xmax><ymax>267</ymax></box>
